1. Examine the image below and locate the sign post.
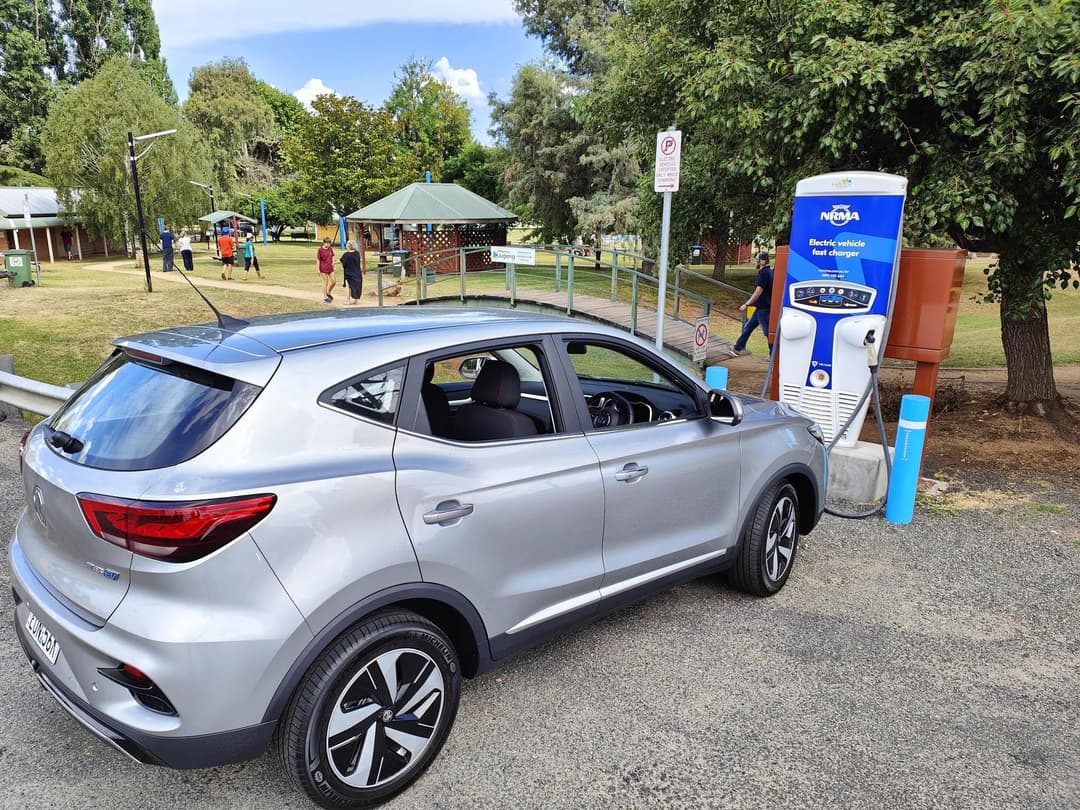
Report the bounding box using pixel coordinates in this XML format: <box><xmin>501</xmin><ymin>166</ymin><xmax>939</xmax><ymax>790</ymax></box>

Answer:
<box><xmin>653</xmin><ymin>128</ymin><xmax>682</xmax><ymax>352</ymax></box>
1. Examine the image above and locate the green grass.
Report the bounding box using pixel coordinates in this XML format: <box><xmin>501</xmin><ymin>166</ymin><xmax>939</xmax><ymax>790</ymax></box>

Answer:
<box><xmin>2</xmin><ymin>243</ymin><xmax>1077</xmax><ymax>389</ymax></box>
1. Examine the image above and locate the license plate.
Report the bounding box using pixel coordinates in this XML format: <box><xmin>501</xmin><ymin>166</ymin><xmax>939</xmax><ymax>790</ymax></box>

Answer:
<box><xmin>25</xmin><ymin>610</ymin><xmax>61</xmax><ymax>666</ymax></box>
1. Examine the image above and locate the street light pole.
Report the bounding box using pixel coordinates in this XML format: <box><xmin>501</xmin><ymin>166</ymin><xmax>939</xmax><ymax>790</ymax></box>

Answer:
<box><xmin>128</xmin><ymin>131</ymin><xmax>153</xmax><ymax>292</ymax></box>
<box><xmin>190</xmin><ymin>181</ymin><xmax>216</xmax><ymax>251</ymax></box>
<box><xmin>128</xmin><ymin>128</ymin><xmax>176</xmax><ymax>293</ymax></box>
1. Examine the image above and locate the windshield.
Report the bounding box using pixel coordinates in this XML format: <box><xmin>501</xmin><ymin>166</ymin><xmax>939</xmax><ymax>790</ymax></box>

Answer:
<box><xmin>46</xmin><ymin>352</ymin><xmax>261</xmax><ymax>471</ymax></box>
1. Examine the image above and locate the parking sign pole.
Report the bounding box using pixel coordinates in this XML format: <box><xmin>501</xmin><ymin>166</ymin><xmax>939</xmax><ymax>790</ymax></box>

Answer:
<box><xmin>656</xmin><ymin>190</ymin><xmax>672</xmax><ymax>350</ymax></box>
<box><xmin>653</xmin><ymin>127</ymin><xmax>682</xmax><ymax>352</ymax></box>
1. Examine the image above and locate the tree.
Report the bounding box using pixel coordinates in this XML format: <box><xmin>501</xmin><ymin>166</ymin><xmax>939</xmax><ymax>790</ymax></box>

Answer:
<box><xmin>282</xmin><ymin>93</ymin><xmax>418</xmax><ymax>222</ymax></box>
<box><xmin>441</xmin><ymin>142</ymin><xmax>506</xmax><ymax>203</ymax></box>
<box><xmin>490</xmin><ymin>65</ymin><xmax>593</xmax><ymax>242</ymax></box>
<box><xmin>0</xmin><ymin>2</ymin><xmax>59</xmax><ymax>172</ymax></box>
<box><xmin>385</xmin><ymin>59</ymin><xmax>472</xmax><ymax>178</ymax></box>
<box><xmin>42</xmin><ymin>57</ymin><xmax>209</xmax><ymax>249</ymax></box>
<box><xmin>183</xmin><ymin>59</ymin><xmax>277</xmax><ymax>193</ymax></box>
<box><xmin>254</xmin><ymin>80</ymin><xmax>305</xmax><ymax>137</ymax></box>
<box><xmin>60</xmin><ymin>0</ymin><xmax>167</xmax><ymax>84</ymax></box>
<box><xmin>589</xmin><ymin>0</ymin><xmax>1079</xmax><ymax>415</ymax></box>
<box><xmin>515</xmin><ymin>0</ymin><xmax>629</xmax><ymax>74</ymax></box>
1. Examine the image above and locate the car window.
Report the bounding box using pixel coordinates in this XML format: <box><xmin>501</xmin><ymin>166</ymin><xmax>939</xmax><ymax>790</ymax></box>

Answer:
<box><xmin>45</xmin><ymin>351</ymin><xmax>260</xmax><ymax>472</ymax></box>
<box><xmin>563</xmin><ymin>339</ymin><xmax>702</xmax><ymax>427</ymax></box>
<box><xmin>324</xmin><ymin>363</ymin><xmax>405</xmax><ymax>425</ymax></box>
<box><xmin>417</xmin><ymin>344</ymin><xmax>557</xmax><ymax>442</ymax></box>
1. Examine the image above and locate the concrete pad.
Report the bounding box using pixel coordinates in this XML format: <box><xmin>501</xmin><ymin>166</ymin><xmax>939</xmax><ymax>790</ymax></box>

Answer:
<box><xmin>827</xmin><ymin>440</ymin><xmax>892</xmax><ymax>503</ymax></box>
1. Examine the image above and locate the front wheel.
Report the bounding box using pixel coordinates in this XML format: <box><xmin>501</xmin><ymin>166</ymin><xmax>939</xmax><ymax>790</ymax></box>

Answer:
<box><xmin>728</xmin><ymin>481</ymin><xmax>800</xmax><ymax>596</ymax></box>
<box><xmin>276</xmin><ymin>610</ymin><xmax>461</xmax><ymax>809</ymax></box>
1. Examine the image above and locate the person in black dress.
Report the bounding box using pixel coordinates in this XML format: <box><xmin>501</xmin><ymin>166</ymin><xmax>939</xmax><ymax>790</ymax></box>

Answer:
<box><xmin>340</xmin><ymin>240</ymin><xmax>363</xmax><ymax>304</ymax></box>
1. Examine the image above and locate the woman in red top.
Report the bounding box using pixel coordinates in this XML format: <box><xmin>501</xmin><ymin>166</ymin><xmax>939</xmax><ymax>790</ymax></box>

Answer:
<box><xmin>316</xmin><ymin>237</ymin><xmax>336</xmax><ymax>303</ymax></box>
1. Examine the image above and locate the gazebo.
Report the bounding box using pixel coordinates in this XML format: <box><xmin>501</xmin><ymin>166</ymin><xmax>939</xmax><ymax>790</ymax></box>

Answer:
<box><xmin>346</xmin><ymin>183</ymin><xmax>516</xmax><ymax>273</ymax></box>
<box><xmin>197</xmin><ymin>210</ymin><xmax>258</xmax><ymax>248</ymax></box>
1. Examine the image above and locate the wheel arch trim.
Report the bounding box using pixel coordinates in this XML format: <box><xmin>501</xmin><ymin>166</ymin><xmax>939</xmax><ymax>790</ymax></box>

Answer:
<box><xmin>261</xmin><ymin>583</ymin><xmax>490</xmax><ymax>725</ymax></box>
<box><xmin>737</xmin><ymin>462</ymin><xmax>821</xmax><ymax>544</ymax></box>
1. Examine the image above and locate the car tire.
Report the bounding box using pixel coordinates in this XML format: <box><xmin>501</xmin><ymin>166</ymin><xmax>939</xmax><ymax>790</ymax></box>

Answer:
<box><xmin>728</xmin><ymin>481</ymin><xmax>800</xmax><ymax>596</ymax></box>
<box><xmin>276</xmin><ymin>610</ymin><xmax>461</xmax><ymax>809</ymax></box>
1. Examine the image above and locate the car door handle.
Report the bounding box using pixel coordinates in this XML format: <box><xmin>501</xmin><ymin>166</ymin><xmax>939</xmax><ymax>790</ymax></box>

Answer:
<box><xmin>614</xmin><ymin>464</ymin><xmax>649</xmax><ymax>483</ymax></box>
<box><xmin>423</xmin><ymin>501</ymin><xmax>474</xmax><ymax>526</ymax></box>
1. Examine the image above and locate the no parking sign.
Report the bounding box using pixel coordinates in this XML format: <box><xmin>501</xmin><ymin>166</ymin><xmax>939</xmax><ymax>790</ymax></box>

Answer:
<box><xmin>693</xmin><ymin>316</ymin><xmax>709</xmax><ymax>362</ymax></box>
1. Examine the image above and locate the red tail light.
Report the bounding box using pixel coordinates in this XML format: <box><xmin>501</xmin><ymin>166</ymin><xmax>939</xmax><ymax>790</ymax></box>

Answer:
<box><xmin>76</xmin><ymin>493</ymin><xmax>276</xmax><ymax>563</ymax></box>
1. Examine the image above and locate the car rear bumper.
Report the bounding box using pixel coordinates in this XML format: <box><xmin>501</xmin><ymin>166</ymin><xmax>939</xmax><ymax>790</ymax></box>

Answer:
<box><xmin>13</xmin><ymin>617</ymin><xmax>277</xmax><ymax>769</ymax></box>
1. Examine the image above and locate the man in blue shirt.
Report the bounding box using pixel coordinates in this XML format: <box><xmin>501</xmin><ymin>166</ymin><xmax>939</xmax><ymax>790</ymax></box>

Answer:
<box><xmin>160</xmin><ymin>225</ymin><xmax>175</xmax><ymax>272</ymax></box>
<box><xmin>730</xmin><ymin>251</ymin><xmax>774</xmax><ymax>355</ymax></box>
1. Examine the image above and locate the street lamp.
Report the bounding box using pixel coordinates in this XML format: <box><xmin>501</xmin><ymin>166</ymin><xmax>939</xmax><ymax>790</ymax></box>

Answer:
<box><xmin>189</xmin><ymin>181</ymin><xmax>216</xmax><ymax>251</ymax></box>
<box><xmin>239</xmin><ymin>193</ymin><xmax>268</xmax><ymax>244</ymax></box>
<box><xmin>128</xmin><ymin>129</ymin><xmax>176</xmax><ymax>292</ymax></box>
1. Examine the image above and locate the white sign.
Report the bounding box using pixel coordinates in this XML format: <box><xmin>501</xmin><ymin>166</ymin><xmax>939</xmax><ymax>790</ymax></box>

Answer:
<box><xmin>693</xmin><ymin>315</ymin><xmax>709</xmax><ymax>362</ymax></box>
<box><xmin>654</xmin><ymin>130</ymin><xmax>683</xmax><ymax>192</ymax></box>
<box><xmin>491</xmin><ymin>246</ymin><xmax>536</xmax><ymax>266</ymax></box>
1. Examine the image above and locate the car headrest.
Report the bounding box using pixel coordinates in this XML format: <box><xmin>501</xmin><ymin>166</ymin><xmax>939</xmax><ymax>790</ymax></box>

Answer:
<box><xmin>471</xmin><ymin>360</ymin><xmax>521</xmax><ymax>408</ymax></box>
<box><xmin>424</xmin><ymin>363</ymin><xmax>436</xmax><ymax>385</ymax></box>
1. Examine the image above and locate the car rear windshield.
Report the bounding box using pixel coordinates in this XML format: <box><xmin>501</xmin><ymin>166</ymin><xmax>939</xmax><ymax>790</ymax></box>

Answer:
<box><xmin>45</xmin><ymin>351</ymin><xmax>261</xmax><ymax>471</ymax></box>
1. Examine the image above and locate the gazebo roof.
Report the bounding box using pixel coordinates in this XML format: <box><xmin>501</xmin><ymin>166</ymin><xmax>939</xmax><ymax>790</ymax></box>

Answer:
<box><xmin>198</xmin><ymin>210</ymin><xmax>257</xmax><ymax>224</ymax></box>
<box><xmin>346</xmin><ymin>183</ymin><xmax>516</xmax><ymax>225</ymax></box>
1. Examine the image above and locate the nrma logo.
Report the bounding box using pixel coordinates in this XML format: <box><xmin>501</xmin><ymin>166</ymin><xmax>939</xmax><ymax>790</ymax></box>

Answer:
<box><xmin>821</xmin><ymin>204</ymin><xmax>860</xmax><ymax>226</ymax></box>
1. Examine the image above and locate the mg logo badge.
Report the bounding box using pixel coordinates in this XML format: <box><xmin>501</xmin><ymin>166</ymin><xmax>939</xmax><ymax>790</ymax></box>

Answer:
<box><xmin>32</xmin><ymin>487</ymin><xmax>46</xmax><ymax>527</ymax></box>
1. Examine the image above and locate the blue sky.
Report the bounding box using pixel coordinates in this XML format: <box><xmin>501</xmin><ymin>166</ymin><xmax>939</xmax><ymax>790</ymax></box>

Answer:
<box><xmin>153</xmin><ymin>1</ymin><xmax>546</xmax><ymax>143</ymax></box>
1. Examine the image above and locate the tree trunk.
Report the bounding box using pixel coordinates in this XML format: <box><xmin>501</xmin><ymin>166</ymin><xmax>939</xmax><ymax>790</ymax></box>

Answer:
<box><xmin>1000</xmin><ymin>301</ymin><xmax>1058</xmax><ymax>414</ymax></box>
<box><xmin>712</xmin><ymin>221</ymin><xmax>730</xmax><ymax>282</ymax></box>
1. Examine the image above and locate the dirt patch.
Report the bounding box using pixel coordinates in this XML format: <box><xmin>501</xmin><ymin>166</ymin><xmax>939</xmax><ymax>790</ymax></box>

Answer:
<box><xmin>724</xmin><ymin>357</ymin><xmax>1080</xmax><ymax>492</ymax></box>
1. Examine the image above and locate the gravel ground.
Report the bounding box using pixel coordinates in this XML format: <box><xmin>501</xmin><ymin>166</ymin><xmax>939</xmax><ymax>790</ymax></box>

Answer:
<box><xmin>0</xmin><ymin>415</ymin><xmax>1077</xmax><ymax>810</ymax></box>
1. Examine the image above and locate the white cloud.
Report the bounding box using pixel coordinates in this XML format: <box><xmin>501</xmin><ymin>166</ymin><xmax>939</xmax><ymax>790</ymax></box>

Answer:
<box><xmin>431</xmin><ymin>57</ymin><xmax>482</xmax><ymax>100</ymax></box>
<box><xmin>154</xmin><ymin>1</ymin><xmax>519</xmax><ymax>48</ymax></box>
<box><xmin>293</xmin><ymin>78</ymin><xmax>337</xmax><ymax>109</ymax></box>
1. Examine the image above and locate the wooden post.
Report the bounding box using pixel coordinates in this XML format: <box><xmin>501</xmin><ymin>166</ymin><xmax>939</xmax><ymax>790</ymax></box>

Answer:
<box><xmin>75</xmin><ymin>228</ymin><xmax>83</xmax><ymax>260</ymax></box>
<box><xmin>102</xmin><ymin>233</ymin><xmax>109</xmax><ymax>257</ymax></box>
<box><xmin>45</xmin><ymin>227</ymin><xmax>55</xmax><ymax>263</ymax></box>
<box><xmin>13</xmin><ymin>228</ymin><xmax>20</xmax><ymax>249</ymax></box>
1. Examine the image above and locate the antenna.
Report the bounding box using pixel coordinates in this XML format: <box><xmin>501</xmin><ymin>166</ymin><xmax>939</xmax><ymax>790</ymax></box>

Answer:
<box><xmin>174</xmin><ymin>265</ymin><xmax>249</xmax><ymax>331</ymax></box>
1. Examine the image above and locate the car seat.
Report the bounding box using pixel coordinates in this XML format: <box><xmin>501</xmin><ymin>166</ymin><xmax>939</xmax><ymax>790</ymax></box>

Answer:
<box><xmin>453</xmin><ymin>361</ymin><xmax>539</xmax><ymax>442</ymax></box>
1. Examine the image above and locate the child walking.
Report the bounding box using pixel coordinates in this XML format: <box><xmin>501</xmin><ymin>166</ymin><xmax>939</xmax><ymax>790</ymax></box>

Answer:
<box><xmin>243</xmin><ymin>235</ymin><xmax>263</xmax><ymax>280</ymax></box>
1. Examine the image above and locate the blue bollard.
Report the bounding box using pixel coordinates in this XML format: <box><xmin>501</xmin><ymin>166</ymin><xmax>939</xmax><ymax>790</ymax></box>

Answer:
<box><xmin>705</xmin><ymin>365</ymin><xmax>729</xmax><ymax>389</ymax></box>
<box><xmin>885</xmin><ymin>394</ymin><xmax>931</xmax><ymax>524</ymax></box>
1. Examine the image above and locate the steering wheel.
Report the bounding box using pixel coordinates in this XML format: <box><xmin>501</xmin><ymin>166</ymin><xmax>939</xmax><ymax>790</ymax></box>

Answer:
<box><xmin>586</xmin><ymin>391</ymin><xmax>634</xmax><ymax>428</ymax></box>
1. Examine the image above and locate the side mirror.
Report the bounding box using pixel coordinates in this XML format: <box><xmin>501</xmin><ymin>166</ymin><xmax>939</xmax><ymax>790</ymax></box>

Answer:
<box><xmin>709</xmin><ymin>390</ymin><xmax>744</xmax><ymax>426</ymax></box>
<box><xmin>459</xmin><ymin>356</ymin><xmax>489</xmax><ymax>380</ymax></box>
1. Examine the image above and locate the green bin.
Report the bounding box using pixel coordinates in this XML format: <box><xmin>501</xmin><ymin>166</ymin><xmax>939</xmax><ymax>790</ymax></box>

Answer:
<box><xmin>3</xmin><ymin>250</ymin><xmax>35</xmax><ymax>287</ymax></box>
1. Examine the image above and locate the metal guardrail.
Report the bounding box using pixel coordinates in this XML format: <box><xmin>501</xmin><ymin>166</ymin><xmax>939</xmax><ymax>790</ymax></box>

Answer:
<box><xmin>0</xmin><ymin>370</ymin><xmax>72</xmax><ymax>417</ymax></box>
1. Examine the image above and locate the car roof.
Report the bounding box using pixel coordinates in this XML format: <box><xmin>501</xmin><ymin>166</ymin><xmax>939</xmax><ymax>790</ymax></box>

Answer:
<box><xmin>114</xmin><ymin>307</ymin><xmax>586</xmax><ymax>384</ymax></box>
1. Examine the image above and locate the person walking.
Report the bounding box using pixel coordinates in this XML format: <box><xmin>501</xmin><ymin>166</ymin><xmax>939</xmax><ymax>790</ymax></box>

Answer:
<box><xmin>242</xmin><ymin>235</ymin><xmax>263</xmax><ymax>280</ymax></box>
<box><xmin>61</xmin><ymin>228</ymin><xmax>73</xmax><ymax>260</ymax></box>
<box><xmin>317</xmin><ymin>236</ymin><xmax>336</xmax><ymax>303</ymax></box>
<box><xmin>340</xmin><ymin>240</ymin><xmax>363</xmax><ymax>304</ymax></box>
<box><xmin>729</xmin><ymin>251</ymin><xmax>774</xmax><ymax>356</ymax></box>
<box><xmin>178</xmin><ymin>229</ymin><xmax>194</xmax><ymax>271</ymax></box>
<box><xmin>160</xmin><ymin>224</ymin><xmax>175</xmax><ymax>271</ymax></box>
<box><xmin>218</xmin><ymin>226</ymin><xmax>236</xmax><ymax>280</ymax></box>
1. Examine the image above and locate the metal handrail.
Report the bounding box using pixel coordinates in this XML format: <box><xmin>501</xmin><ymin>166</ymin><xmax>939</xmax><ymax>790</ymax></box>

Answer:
<box><xmin>392</xmin><ymin>244</ymin><xmax>751</xmax><ymax>331</ymax></box>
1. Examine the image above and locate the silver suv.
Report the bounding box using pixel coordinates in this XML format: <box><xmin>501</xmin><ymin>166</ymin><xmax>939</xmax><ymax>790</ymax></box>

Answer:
<box><xmin>10</xmin><ymin>308</ymin><xmax>825</xmax><ymax>808</ymax></box>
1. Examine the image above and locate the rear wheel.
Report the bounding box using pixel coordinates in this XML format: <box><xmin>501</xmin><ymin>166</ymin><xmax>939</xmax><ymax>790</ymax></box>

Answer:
<box><xmin>728</xmin><ymin>481</ymin><xmax>800</xmax><ymax>596</ymax></box>
<box><xmin>276</xmin><ymin>610</ymin><xmax>461</xmax><ymax>809</ymax></box>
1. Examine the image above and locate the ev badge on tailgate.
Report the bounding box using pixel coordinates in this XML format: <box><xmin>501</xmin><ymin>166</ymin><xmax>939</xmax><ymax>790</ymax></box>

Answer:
<box><xmin>85</xmin><ymin>561</ymin><xmax>121</xmax><ymax>581</ymax></box>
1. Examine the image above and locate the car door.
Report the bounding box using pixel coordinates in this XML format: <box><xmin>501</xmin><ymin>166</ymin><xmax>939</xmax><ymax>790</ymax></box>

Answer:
<box><xmin>557</xmin><ymin>336</ymin><xmax>743</xmax><ymax>591</ymax></box>
<box><xmin>393</xmin><ymin>338</ymin><xmax>606</xmax><ymax>657</ymax></box>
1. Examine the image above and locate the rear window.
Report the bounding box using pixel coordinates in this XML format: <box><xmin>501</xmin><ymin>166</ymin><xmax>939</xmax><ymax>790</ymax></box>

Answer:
<box><xmin>46</xmin><ymin>352</ymin><xmax>261</xmax><ymax>471</ymax></box>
